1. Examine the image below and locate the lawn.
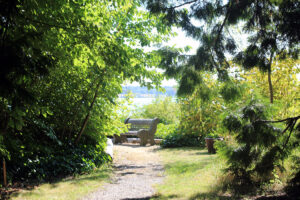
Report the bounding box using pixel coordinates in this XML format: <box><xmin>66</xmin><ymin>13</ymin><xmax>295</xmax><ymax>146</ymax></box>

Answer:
<box><xmin>10</xmin><ymin>165</ymin><xmax>112</xmax><ymax>200</ymax></box>
<box><xmin>153</xmin><ymin>147</ymin><xmax>229</xmax><ymax>200</ymax></box>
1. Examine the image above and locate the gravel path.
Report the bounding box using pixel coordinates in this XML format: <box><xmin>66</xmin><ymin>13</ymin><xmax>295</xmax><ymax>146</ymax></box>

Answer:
<box><xmin>82</xmin><ymin>144</ymin><xmax>164</xmax><ymax>200</ymax></box>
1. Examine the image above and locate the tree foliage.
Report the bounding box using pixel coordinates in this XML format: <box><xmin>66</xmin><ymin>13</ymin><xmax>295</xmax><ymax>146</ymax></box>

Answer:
<box><xmin>0</xmin><ymin>0</ymin><xmax>172</xmax><ymax>182</ymax></box>
<box><xmin>238</xmin><ymin>58</ymin><xmax>300</xmax><ymax>118</ymax></box>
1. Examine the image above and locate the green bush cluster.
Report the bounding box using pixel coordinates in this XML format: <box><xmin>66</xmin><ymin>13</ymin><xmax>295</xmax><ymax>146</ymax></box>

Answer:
<box><xmin>155</xmin><ymin>123</ymin><xmax>177</xmax><ymax>139</ymax></box>
<box><xmin>160</xmin><ymin>132</ymin><xmax>202</xmax><ymax>148</ymax></box>
<box><xmin>6</xmin><ymin>142</ymin><xmax>111</xmax><ymax>182</ymax></box>
<box><xmin>2</xmin><ymin>121</ymin><xmax>112</xmax><ymax>182</ymax></box>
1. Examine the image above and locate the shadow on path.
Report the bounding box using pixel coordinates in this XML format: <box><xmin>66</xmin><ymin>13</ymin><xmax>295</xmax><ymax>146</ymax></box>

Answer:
<box><xmin>114</xmin><ymin>164</ymin><xmax>146</xmax><ymax>171</ymax></box>
<box><xmin>116</xmin><ymin>143</ymin><xmax>154</xmax><ymax>149</ymax></box>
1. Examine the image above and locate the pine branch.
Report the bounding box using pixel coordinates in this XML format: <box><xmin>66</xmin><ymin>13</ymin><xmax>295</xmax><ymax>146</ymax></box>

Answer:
<box><xmin>171</xmin><ymin>0</ymin><xmax>198</xmax><ymax>9</ymax></box>
<box><xmin>283</xmin><ymin>119</ymin><xmax>297</xmax><ymax>148</ymax></box>
<box><xmin>257</xmin><ymin>115</ymin><xmax>300</xmax><ymax>146</ymax></box>
<box><xmin>214</xmin><ymin>4</ymin><xmax>230</xmax><ymax>46</ymax></box>
<box><xmin>258</xmin><ymin>115</ymin><xmax>300</xmax><ymax>124</ymax></box>
<box><xmin>211</xmin><ymin>2</ymin><xmax>231</xmax><ymax>71</ymax></box>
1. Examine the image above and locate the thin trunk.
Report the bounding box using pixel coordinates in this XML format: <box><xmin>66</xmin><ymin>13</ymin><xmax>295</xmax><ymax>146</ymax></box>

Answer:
<box><xmin>268</xmin><ymin>53</ymin><xmax>274</xmax><ymax>104</ymax></box>
<box><xmin>268</xmin><ymin>68</ymin><xmax>273</xmax><ymax>103</ymax></box>
<box><xmin>75</xmin><ymin>82</ymin><xmax>101</xmax><ymax>145</ymax></box>
<box><xmin>69</xmin><ymin>82</ymin><xmax>95</xmax><ymax>140</ymax></box>
<box><xmin>3</xmin><ymin>159</ymin><xmax>7</xmax><ymax>187</ymax></box>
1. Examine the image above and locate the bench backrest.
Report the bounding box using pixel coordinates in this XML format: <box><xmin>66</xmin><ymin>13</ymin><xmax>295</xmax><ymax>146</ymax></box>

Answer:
<box><xmin>125</xmin><ymin>118</ymin><xmax>159</xmax><ymax>133</ymax></box>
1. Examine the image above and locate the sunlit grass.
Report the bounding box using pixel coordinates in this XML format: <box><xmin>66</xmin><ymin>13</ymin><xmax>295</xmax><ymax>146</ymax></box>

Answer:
<box><xmin>11</xmin><ymin>165</ymin><xmax>112</xmax><ymax>200</ymax></box>
<box><xmin>153</xmin><ymin>147</ymin><xmax>227</xmax><ymax>200</ymax></box>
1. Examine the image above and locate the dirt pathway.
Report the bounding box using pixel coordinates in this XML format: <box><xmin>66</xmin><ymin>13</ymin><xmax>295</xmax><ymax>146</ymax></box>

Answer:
<box><xmin>82</xmin><ymin>144</ymin><xmax>164</xmax><ymax>200</ymax></box>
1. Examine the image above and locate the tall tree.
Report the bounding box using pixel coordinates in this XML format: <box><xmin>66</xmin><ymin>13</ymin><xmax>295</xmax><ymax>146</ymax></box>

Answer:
<box><xmin>0</xmin><ymin>0</ymin><xmax>174</xmax><ymax>182</ymax></box>
<box><xmin>0</xmin><ymin>0</ymin><xmax>172</xmax><ymax>143</ymax></box>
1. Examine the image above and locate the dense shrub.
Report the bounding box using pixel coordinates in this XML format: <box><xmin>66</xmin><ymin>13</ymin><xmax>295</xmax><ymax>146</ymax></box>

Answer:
<box><xmin>3</xmin><ymin>133</ymin><xmax>110</xmax><ymax>182</ymax></box>
<box><xmin>155</xmin><ymin>123</ymin><xmax>177</xmax><ymax>139</ymax></box>
<box><xmin>0</xmin><ymin>0</ymin><xmax>172</xmax><ymax>186</ymax></box>
<box><xmin>161</xmin><ymin>132</ymin><xmax>203</xmax><ymax>148</ymax></box>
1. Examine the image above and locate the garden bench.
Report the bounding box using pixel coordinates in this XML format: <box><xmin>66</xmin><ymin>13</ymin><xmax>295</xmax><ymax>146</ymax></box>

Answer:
<box><xmin>114</xmin><ymin>118</ymin><xmax>159</xmax><ymax>146</ymax></box>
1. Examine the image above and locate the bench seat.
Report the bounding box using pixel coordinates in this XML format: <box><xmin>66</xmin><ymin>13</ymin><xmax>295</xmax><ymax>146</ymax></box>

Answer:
<box><xmin>114</xmin><ymin>118</ymin><xmax>159</xmax><ymax>146</ymax></box>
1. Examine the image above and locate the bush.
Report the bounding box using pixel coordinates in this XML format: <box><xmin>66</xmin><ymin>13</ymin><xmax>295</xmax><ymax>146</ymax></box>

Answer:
<box><xmin>5</xmin><ymin>141</ymin><xmax>111</xmax><ymax>182</ymax></box>
<box><xmin>155</xmin><ymin>123</ymin><xmax>177</xmax><ymax>139</ymax></box>
<box><xmin>161</xmin><ymin>132</ymin><xmax>203</xmax><ymax>148</ymax></box>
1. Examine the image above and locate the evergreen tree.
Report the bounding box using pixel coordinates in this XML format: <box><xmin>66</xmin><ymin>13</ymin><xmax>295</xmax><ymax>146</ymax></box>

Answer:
<box><xmin>145</xmin><ymin>0</ymin><xmax>300</xmax><ymax>195</ymax></box>
<box><xmin>145</xmin><ymin>0</ymin><xmax>299</xmax><ymax>102</ymax></box>
<box><xmin>219</xmin><ymin>101</ymin><xmax>300</xmax><ymax>194</ymax></box>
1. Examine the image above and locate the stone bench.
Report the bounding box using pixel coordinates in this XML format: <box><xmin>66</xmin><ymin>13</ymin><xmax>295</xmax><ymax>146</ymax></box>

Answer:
<box><xmin>114</xmin><ymin>118</ymin><xmax>159</xmax><ymax>146</ymax></box>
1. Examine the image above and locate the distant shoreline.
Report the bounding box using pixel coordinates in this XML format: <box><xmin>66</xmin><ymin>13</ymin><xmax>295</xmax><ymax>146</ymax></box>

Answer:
<box><xmin>120</xmin><ymin>86</ymin><xmax>177</xmax><ymax>98</ymax></box>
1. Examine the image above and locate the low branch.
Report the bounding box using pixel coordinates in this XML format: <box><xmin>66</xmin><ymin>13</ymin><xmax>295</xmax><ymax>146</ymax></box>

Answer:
<box><xmin>211</xmin><ymin>2</ymin><xmax>231</xmax><ymax>71</ymax></box>
<box><xmin>257</xmin><ymin>115</ymin><xmax>300</xmax><ymax>124</ymax></box>
<box><xmin>256</xmin><ymin>115</ymin><xmax>300</xmax><ymax>147</ymax></box>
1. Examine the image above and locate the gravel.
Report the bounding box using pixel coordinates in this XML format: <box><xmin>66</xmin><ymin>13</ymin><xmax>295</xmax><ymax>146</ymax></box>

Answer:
<box><xmin>81</xmin><ymin>144</ymin><xmax>164</xmax><ymax>200</ymax></box>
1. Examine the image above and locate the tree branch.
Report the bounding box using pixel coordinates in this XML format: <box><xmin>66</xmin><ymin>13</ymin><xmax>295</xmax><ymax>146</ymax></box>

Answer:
<box><xmin>171</xmin><ymin>0</ymin><xmax>198</xmax><ymax>9</ymax></box>
<box><xmin>283</xmin><ymin>120</ymin><xmax>297</xmax><ymax>148</ymax></box>
<box><xmin>214</xmin><ymin>5</ymin><xmax>230</xmax><ymax>46</ymax></box>
<box><xmin>257</xmin><ymin>115</ymin><xmax>300</xmax><ymax>124</ymax></box>
<box><xmin>211</xmin><ymin>2</ymin><xmax>231</xmax><ymax>70</ymax></box>
<box><xmin>23</xmin><ymin>16</ymin><xmax>76</xmax><ymax>31</ymax></box>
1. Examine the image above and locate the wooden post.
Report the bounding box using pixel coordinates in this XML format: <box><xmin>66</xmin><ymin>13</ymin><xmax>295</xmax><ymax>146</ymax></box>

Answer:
<box><xmin>3</xmin><ymin>158</ymin><xmax>7</xmax><ymax>187</ymax></box>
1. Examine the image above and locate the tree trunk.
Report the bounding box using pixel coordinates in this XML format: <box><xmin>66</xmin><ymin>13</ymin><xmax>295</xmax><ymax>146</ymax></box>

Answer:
<box><xmin>268</xmin><ymin>53</ymin><xmax>274</xmax><ymax>104</ymax></box>
<box><xmin>3</xmin><ymin>159</ymin><xmax>7</xmax><ymax>187</ymax></box>
<box><xmin>268</xmin><ymin>68</ymin><xmax>273</xmax><ymax>104</ymax></box>
<box><xmin>75</xmin><ymin>82</ymin><xmax>101</xmax><ymax>145</ymax></box>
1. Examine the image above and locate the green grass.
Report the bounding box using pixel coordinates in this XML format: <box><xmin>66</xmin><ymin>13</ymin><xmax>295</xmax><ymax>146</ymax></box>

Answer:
<box><xmin>153</xmin><ymin>147</ymin><xmax>300</xmax><ymax>200</ymax></box>
<box><xmin>10</xmin><ymin>165</ymin><xmax>112</xmax><ymax>200</ymax></box>
<box><xmin>153</xmin><ymin>147</ymin><xmax>228</xmax><ymax>200</ymax></box>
